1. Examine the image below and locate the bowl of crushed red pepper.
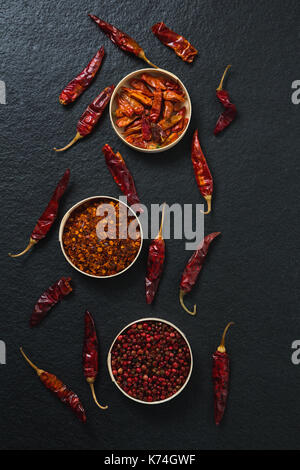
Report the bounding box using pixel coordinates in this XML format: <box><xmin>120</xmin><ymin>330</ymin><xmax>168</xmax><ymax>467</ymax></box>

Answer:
<box><xmin>59</xmin><ymin>196</ymin><xmax>143</xmax><ymax>278</ymax></box>
<box><xmin>107</xmin><ymin>318</ymin><xmax>193</xmax><ymax>404</ymax></box>
<box><xmin>109</xmin><ymin>68</ymin><xmax>191</xmax><ymax>153</ymax></box>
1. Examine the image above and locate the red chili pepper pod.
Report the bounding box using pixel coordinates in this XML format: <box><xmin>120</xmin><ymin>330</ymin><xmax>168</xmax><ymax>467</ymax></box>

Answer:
<box><xmin>102</xmin><ymin>144</ymin><xmax>143</xmax><ymax>212</ymax></box>
<box><xmin>151</xmin><ymin>22</ymin><xmax>198</xmax><ymax>63</ymax></box>
<box><xmin>9</xmin><ymin>169</ymin><xmax>70</xmax><ymax>258</ymax></box>
<box><xmin>89</xmin><ymin>14</ymin><xmax>158</xmax><ymax>68</ymax></box>
<box><xmin>212</xmin><ymin>322</ymin><xmax>235</xmax><ymax>425</ymax></box>
<box><xmin>179</xmin><ymin>232</ymin><xmax>221</xmax><ymax>315</ymax></box>
<box><xmin>191</xmin><ymin>130</ymin><xmax>213</xmax><ymax>214</ymax></box>
<box><xmin>59</xmin><ymin>47</ymin><xmax>105</xmax><ymax>105</ymax></box>
<box><xmin>214</xmin><ymin>65</ymin><xmax>237</xmax><ymax>135</ymax></box>
<box><xmin>83</xmin><ymin>311</ymin><xmax>108</xmax><ymax>410</ymax></box>
<box><xmin>54</xmin><ymin>85</ymin><xmax>114</xmax><ymax>152</ymax></box>
<box><xmin>145</xmin><ymin>203</ymin><xmax>166</xmax><ymax>304</ymax></box>
<box><xmin>30</xmin><ymin>277</ymin><xmax>72</xmax><ymax>327</ymax></box>
<box><xmin>20</xmin><ymin>348</ymin><xmax>86</xmax><ymax>423</ymax></box>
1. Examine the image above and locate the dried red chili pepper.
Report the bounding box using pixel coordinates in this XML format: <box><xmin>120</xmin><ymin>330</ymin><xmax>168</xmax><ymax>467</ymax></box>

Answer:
<box><xmin>140</xmin><ymin>73</ymin><xmax>166</xmax><ymax>90</ymax></box>
<box><xmin>191</xmin><ymin>129</ymin><xmax>213</xmax><ymax>214</ymax></box>
<box><xmin>172</xmin><ymin>107</ymin><xmax>186</xmax><ymax>132</ymax></box>
<box><xmin>150</xmin><ymin>90</ymin><xmax>162</xmax><ymax>122</ymax></box>
<box><xmin>122</xmin><ymin>87</ymin><xmax>152</xmax><ymax>107</ymax></box>
<box><xmin>141</xmin><ymin>115</ymin><xmax>152</xmax><ymax>141</ymax></box>
<box><xmin>163</xmin><ymin>90</ymin><xmax>185</xmax><ymax>102</ymax></box>
<box><xmin>130</xmin><ymin>79</ymin><xmax>153</xmax><ymax>97</ymax></box>
<box><xmin>102</xmin><ymin>144</ymin><xmax>143</xmax><ymax>211</ymax></box>
<box><xmin>145</xmin><ymin>203</ymin><xmax>166</xmax><ymax>304</ymax></box>
<box><xmin>116</xmin><ymin>116</ymin><xmax>138</xmax><ymax>128</ymax></box>
<box><xmin>30</xmin><ymin>277</ymin><xmax>72</xmax><ymax>327</ymax></box>
<box><xmin>117</xmin><ymin>93</ymin><xmax>135</xmax><ymax>117</ymax></box>
<box><xmin>158</xmin><ymin>114</ymin><xmax>182</xmax><ymax>130</ymax></box>
<box><xmin>89</xmin><ymin>14</ymin><xmax>157</xmax><ymax>68</ymax></box>
<box><xmin>163</xmin><ymin>100</ymin><xmax>173</xmax><ymax>119</ymax></box>
<box><xmin>9</xmin><ymin>169</ymin><xmax>70</xmax><ymax>258</ymax></box>
<box><xmin>59</xmin><ymin>47</ymin><xmax>105</xmax><ymax>105</ymax></box>
<box><xmin>121</xmin><ymin>92</ymin><xmax>144</xmax><ymax>115</ymax></box>
<box><xmin>54</xmin><ymin>85</ymin><xmax>114</xmax><ymax>152</ymax></box>
<box><xmin>83</xmin><ymin>310</ymin><xmax>108</xmax><ymax>410</ymax></box>
<box><xmin>214</xmin><ymin>65</ymin><xmax>237</xmax><ymax>135</ymax></box>
<box><xmin>212</xmin><ymin>322</ymin><xmax>235</xmax><ymax>425</ymax></box>
<box><xmin>20</xmin><ymin>348</ymin><xmax>86</xmax><ymax>422</ymax></box>
<box><xmin>179</xmin><ymin>232</ymin><xmax>220</xmax><ymax>315</ymax></box>
<box><xmin>151</xmin><ymin>22</ymin><xmax>198</xmax><ymax>63</ymax></box>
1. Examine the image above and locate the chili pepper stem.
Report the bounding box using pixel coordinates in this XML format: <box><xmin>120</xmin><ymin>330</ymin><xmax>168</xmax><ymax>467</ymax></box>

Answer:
<box><xmin>138</xmin><ymin>51</ymin><xmax>158</xmax><ymax>69</ymax></box>
<box><xmin>88</xmin><ymin>381</ymin><xmax>108</xmax><ymax>410</ymax></box>
<box><xmin>9</xmin><ymin>237</ymin><xmax>38</xmax><ymax>258</ymax></box>
<box><xmin>201</xmin><ymin>195</ymin><xmax>212</xmax><ymax>215</ymax></box>
<box><xmin>20</xmin><ymin>347</ymin><xmax>43</xmax><ymax>376</ymax></box>
<box><xmin>179</xmin><ymin>289</ymin><xmax>196</xmax><ymax>316</ymax></box>
<box><xmin>54</xmin><ymin>132</ymin><xmax>82</xmax><ymax>152</ymax></box>
<box><xmin>157</xmin><ymin>202</ymin><xmax>166</xmax><ymax>239</ymax></box>
<box><xmin>217</xmin><ymin>322</ymin><xmax>235</xmax><ymax>353</ymax></box>
<box><xmin>216</xmin><ymin>65</ymin><xmax>232</xmax><ymax>92</ymax></box>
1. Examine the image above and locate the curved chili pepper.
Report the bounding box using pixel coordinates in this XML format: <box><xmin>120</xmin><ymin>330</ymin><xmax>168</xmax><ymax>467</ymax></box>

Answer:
<box><xmin>83</xmin><ymin>310</ymin><xmax>108</xmax><ymax>410</ymax></box>
<box><xmin>191</xmin><ymin>129</ymin><xmax>213</xmax><ymax>214</ymax></box>
<box><xmin>158</xmin><ymin>114</ymin><xmax>182</xmax><ymax>130</ymax></box>
<box><xmin>59</xmin><ymin>47</ymin><xmax>105</xmax><ymax>105</ymax></box>
<box><xmin>214</xmin><ymin>65</ymin><xmax>237</xmax><ymax>135</ymax></box>
<box><xmin>145</xmin><ymin>203</ymin><xmax>166</xmax><ymax>304</ymax></box>
<box><xmin>54</xmin><ymin>85</ymin><xmax>114</xmax><ymax>152</ymax></box>
<box><xmin>212</xmin><ymin>322</ymin><xmax>235</xmax><ymax>425</ymax></box>
<box><xmin>172</xmin><ymin>107</ymin><xmax>186</xmax><ymax>132</ymax></box>
<box><xmin>30</xmin><ymin>277</ymin><xmax>72</xmax><ymax>327</ymax></box>
<box><xmin>151</xmin><ymin>22</ymin><xmax>198</xmax><ymax>63</ymax></box>
<box><xmin>163</xmin><ymin>100</ymin><xmax>173</xmax><ymax>120</ymax></box>
<box><xmin>89</xmin><ymin>14</ymin><xmax>157</xmax><ymax>68</ymax></box>
<box><xmin>20</xmin><ymin>348</ymin><xmax>86</xmax><ymax>423</ymax></box>
<box><xmin>102</xmin><ymin>144</ymin><xmax>143</xmax><ymax>212</ymax></box>
<box><xmin>179</xmin><ymin>232</ymin><xmax>221</xmax><ymax>315</ymax></box>
<box><xmin>9</xmin><ymin>169</ymin><xmax>70</xmax><ymax>258</ymax></box>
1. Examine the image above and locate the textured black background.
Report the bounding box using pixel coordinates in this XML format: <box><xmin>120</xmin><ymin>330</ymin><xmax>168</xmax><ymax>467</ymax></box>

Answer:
<box><xmin>0</xmin><ymin>0</ymin><xmax>299</xmax><ymax>451</ymax></box>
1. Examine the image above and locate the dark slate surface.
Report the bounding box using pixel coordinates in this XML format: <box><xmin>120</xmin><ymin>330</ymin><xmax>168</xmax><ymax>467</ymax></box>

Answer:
<box><xmin>0</xmin><ymin>0</ymin><xmax>299</xmax><ymax>450</ymax></box>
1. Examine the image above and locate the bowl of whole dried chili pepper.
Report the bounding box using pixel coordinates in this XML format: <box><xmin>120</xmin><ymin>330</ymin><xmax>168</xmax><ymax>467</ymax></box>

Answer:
<box><xmin>109</xmin><ymin>68</ymin><xmax>191</xmax><ymax>153</ymax></box>
<box><xmin>59</xmin><ymin>196</ymin><xmax>143</xmax><ymax>278</ymax></box>
<box><xmin>107</xmin><ymin>318</ymin><xmax>193</xmax><ymax>404</ymax></box>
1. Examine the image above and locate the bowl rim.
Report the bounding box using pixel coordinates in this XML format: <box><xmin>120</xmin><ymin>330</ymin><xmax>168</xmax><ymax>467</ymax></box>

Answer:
<box><xmin>107</xmin><ymin>317</ymin><xmax>193</xmax><ymax>405</ymax></box>
<box><xmin>109</xmin><ymin>67</ymin><xmax>192</xmax><ymax>154</ymax></box>
<box><xmin>58</xmin><ymin>195</ymin><xmax>143</xmax><ymax>279</ymax></box>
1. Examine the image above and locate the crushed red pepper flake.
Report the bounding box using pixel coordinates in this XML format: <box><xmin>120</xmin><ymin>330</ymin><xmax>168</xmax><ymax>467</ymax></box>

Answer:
<box><xmin>63</xmin><ymin>198</ymin><xmax>141</xmax><ymax>277</ymax></box>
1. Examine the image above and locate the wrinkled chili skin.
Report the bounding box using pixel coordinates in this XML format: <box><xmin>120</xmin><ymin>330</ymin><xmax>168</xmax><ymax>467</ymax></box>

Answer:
<box><xmin>102</xmin><ymin>144</ymin><xmax>142</xmax><ymax>210</ymax></box>
<box><xmin>214</xmin><ymin>89</ymin><xmax>237</xmax><ymax>135</ymax></box>
<box><xmin>145</xmin><ymin>238</ymin><xmax>165</xmax><ymax>304</ymax></box>
<box><xmin>40</xmin><ymin>371</ymin><xmax>86</xmax><ymax>423</ymax></box>
<box><xmin>31</xmin><ymin>169</ymin><xmax>70</xmax><ymax>241</ymax></box>
<box><xmin>30</xmin><ymin>277</ymin><xmax>72</xmax><ymax>327</ymax></box>
<box><xmin>151</xmin><ymin>22</ymin><xmax>198</xmax><ymax>63</ymax></box>
<box><xmin>89</xmin><ymin>15</ymin><xmax>142</xmax><ymax>56</ymax></box>
<box><xmin>150</xmin><ymin>90</ymin><xmax>162</xmax><ymax>122</ymax></box>
<box><xmin>77</xmin><ymin>85</ymin><xmax>114</xmax><ymax>136</ymax></box>
<box><xmin>59</xmin><ymin>47</ymin><xmax>105</xmax><ymax>105</ymax></box>
<box><xmin>191</xmin><ymin>129</ymin><xmax>213</xmax><ymax>199</ymax></box>
<box><xmin>83</xmin><ymin>310</ymin><xmax>98</xmax><ymax>381</ymax></box>
<box><xmin>212</xmin><ymin>350</ymin><xmax>229</xmax><ymax>425</ymax></box>
<box><xmin>180</xmin><ymin>232</ymin><xmax>220</xmax><ymax>294</ymax></box>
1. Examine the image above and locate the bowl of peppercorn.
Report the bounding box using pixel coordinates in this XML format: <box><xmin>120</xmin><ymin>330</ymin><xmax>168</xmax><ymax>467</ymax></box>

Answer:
<box><xmin>107</xmin><ymin>318</ymin><xmax>193</xmax><ymax>404</ymax></box>
<box><xmin>59</xmin><ymin>196</ymin><xmax>143</xmax><ymax>278</ymax></box>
